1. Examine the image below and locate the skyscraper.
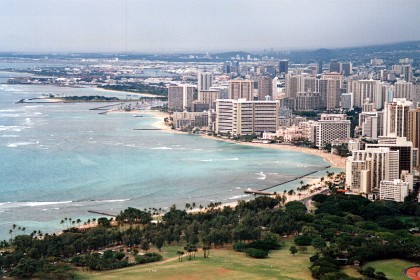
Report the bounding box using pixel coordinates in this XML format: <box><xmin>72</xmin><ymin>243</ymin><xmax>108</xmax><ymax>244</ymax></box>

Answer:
<box><xmin>383</xmin><ymin>98</ymin><xmax>413</xmax><ymax>138</ymax></box>
<box><xmin>228</xmin><ymin>79</ymin><xmax>253</xmax><ymax>100</ymax></box>
<box><xmin>340</xmin><ymin>62</ymin><xmax>352</xmax><ymax>75</ymax></box>
<box><xmin>319</xmin><ymin>79</ymin><xmax>341</xmax><ymax>110</ymax></box>
<box><xmin>258</xmin><ymin>76</ymin><xmax>273</xmax><ymax>100</ymax></box>
<box><xmin>394</xmin><ymin>80</ymin><xmax>414</xmax><ymax>100</ymax></box>
<box><xmin>348</xmin><ymin>79</ymin><xmax>382</xmax><ymax>109</ymax></box>
<box><xmin>198</xmin><ymin>90</ymin><xmax>220</xmax><ymax>109</ymax></box>
<box><xmin>198</xmin><ymin>72</ymin><xmax>213</xmax><ymax>91</ymax></box>
<box><xmin>318</xmin><ymin>60</ymin><xmax>323</xmax><ymax>74</ymax></box>
<box><xmin>329</xmin><ymin>59</ymin><xmax>340</xmax><ymax>73</ymax></box>
<box><xmin>402</xmin><ymin>64</ymin><xmax>413</xmax><ymax>82</ymax></box>
<box><xmin>408</xmin><ymin>107</ymin><xmax>420</xmax><ymax>166</ymax></box>
<box><xmin>215</xmin><ymin>99</ymin><xmax>279</xmax><ymax>135</ymax></box>
<box><xmin>346</xmin><ymin>147</ymin><xmax>400</xmax><ymax>194</ymax></box>
<box><xmin>168</xmin><ymin>85</ymin><xmax>194</xmax><ymax>111</ymax></box>
<box><xmin>279</xmin><ymin>60</ymin><xmax>288</xmax><ymax>74</ymax></box>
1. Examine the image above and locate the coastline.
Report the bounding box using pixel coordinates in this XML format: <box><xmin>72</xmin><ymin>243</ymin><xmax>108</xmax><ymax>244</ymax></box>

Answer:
<box><xmin>142</xmin><ymin>109</ymin><xmax>344</xmax><ymax>210</ymax></box>
<box><xmin>145</xmin><ymin>110</ymin><xmax>346</xmax><ymax>169</ymax></box>
<box><xmin>92</xmin><ymin>86</ymin><xmax>163</xmax><ymax>98</ymax></box>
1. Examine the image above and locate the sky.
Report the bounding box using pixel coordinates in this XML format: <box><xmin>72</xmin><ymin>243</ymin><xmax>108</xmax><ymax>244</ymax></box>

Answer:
<box><xmin>1</xmin><ymin>0</ymin><xmax>420</xmax><ymax>53</ymax></box>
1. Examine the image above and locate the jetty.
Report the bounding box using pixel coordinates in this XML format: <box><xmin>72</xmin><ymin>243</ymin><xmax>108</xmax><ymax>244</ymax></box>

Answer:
<box><xmin>244</xmin><ymin>190</ymin><xmax>276</xmax><ymax>196</ymax></box>
<box><xmin>89</xmin><ymin>103</ymin><xmax>123</xmax><ymax>111</ymax></box>
<box><xmin>133</xmin><ymin>128</ymin><xmax>162</xmax><ymax>131</ymax></box>
<box><xmin>258</xmin><ymin>167</ymin><xmax>330</xmax><ymax>192</ymax></box>
<box><xmin>88</xmin><ymin>210</ymin><xmax>117</xmax><ymax>217</ymax></box>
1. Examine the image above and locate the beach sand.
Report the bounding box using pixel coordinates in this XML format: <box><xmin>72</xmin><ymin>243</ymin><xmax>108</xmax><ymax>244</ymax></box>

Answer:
<box><xmin>146</xmin><ymin>110</ymin><xmax>346</xmax><ymax>169</ymax></box>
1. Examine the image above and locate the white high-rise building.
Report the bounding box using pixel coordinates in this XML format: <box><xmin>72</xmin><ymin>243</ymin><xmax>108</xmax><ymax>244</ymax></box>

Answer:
<box><xmin>315</xmin><ymin>114</ymin><xmax>351</xmax><ymax>149</ymax></box>
<box><xmin>215</xmin><ymin>99</ymin><xmax>279</xmax><ymax>135</ymax></box>
<box><xmin>346</xmin><ymin>147</ymin><xmax>400</xmax><ymax>194</ymax></box>
<box><xmin>379</xmin><ymin>179</ymin><xmax>409</xmax><ymax>202</ymax></box>
<box><xmin>366</xmin><ymin>136</ymin><xmax>415</xmax><ymax>175</ymax></box>
<box><xmin>383</xmin><ymin>98</ymin><xmax>413</xmax><ymax>138</ymax></box>
<box><xmin>394</xmin><ymin>80</ymin><xmax>414</xmax><ymax>100</ymax></box>
<box><xmin>348</xmin><ymin>79</ymin><xmax>382</xmax><ymax>109</ymax></box>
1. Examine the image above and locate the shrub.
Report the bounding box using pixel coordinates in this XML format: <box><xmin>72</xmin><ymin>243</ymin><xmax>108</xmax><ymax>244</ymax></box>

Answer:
<box><xmin>233</xmin><ymin>242</ymin><xmax>246</xmax><ymax>252</ymax></box>
<box><xmin>135</xmin><ymin>252</ymin><xmax>162</xmax><ymax>264</ymax></box>
<box><xmin>294</xmin><ymin>234</ymin><xmax>313</xmax><ymax>246</ymax></box>
<box><xmin>246</xmin><ymin>239</ymin><xmax>281</xmax><ymax>251</ymax></box>
<box><xmin>245</xmin><ymin>248</ymin><xmax>268</xmax><ymax>259</ymax></box>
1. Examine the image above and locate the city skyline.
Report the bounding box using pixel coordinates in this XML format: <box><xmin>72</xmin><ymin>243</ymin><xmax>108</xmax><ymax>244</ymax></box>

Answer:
<box><xmin>1</xmin><ymin>0</ymin><xmax>420</xmax><ymax>53</ymax></box>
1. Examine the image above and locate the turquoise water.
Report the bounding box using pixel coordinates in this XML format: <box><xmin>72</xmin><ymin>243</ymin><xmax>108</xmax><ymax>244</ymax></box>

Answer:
<box><xmin>0</xmin><ymin>74</ymin><xmax>330</xmax><ymax>240</ymax></box>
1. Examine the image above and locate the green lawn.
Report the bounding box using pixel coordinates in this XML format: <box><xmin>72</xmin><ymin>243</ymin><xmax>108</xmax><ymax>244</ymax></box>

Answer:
<box><xmin>364</xmin><ymin>259</ymin><xmax>418</xmax><ymax>280</ymax></box>
<box><xmin>75</xmin><ymin>240</ymin><xmax>315</xmax><ymax>280</ymax></box>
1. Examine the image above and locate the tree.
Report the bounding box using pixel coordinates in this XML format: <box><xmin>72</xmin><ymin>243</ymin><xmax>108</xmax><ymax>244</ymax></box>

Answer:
<box><xmin>289</xmin><ymin>246</ymin><xmax>298</xmax><ymax>256</ymax></box>
<box><xmin>141</xmin><ymin>241</ymin><xmax>150</xmax><ymax>253</ymax></box>
<box><xmin>203</xmin><ymin>245</ymin><xmax>211</xmax><ymax>258</ymax></box>
<box><xmin>97</xmin><ymin>217</ymin><xmax>111</xmax><ymax>227</ymax></box>
<box><xmin>177</xmin><ymin>251</ymin><xmax>184</xmax><ymax>262</ymax></box>
<box><xmin>311</xmin><ymin>236</ymin><xmax>327</xmax><ymax>250</ymax></box>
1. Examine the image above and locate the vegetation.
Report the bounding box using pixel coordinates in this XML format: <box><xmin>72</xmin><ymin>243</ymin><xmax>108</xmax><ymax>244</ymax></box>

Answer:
<box><xmin>62</xmin><ymin>95</ymin><xmax>120</xmax><ymax>101</ymax></box>
<box><xmin>99</xmin><ymin>83</ymin><xmax>167</xmax><ymax>96</ymax></box>
<box><xmin>0</xmin><ymin>192</ymin><xmax>419</xmax><ymax>279</ymax></box>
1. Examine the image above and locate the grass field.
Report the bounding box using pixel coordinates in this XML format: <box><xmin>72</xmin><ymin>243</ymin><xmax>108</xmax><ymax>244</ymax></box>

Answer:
<box><xmin>75</xmin><ymin>240</ymin><xmax>315</xmax><ymax>280</ymax></box>
<box><xmin>364</xmin><ymin>259</ymin><xmax>419</xmax><ymax>280</ymax></box>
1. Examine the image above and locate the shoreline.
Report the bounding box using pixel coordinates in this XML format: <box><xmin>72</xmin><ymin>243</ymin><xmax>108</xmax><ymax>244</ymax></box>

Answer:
<box><xmin>145</xmin><ymin>110</ymin><xmax>346</xmax><ymax>169</ymax></box>
<box><xmin>92</xmin><ymin>86</ymin><xmax>165</xmax><ymax>98</ymax></box>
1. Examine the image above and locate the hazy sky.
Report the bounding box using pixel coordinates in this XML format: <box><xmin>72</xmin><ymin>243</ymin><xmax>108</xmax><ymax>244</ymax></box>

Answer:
<box><xmin>1</xmin><ymin>0</ymin><xmax>420</xmax><ymax>53</ymax></box>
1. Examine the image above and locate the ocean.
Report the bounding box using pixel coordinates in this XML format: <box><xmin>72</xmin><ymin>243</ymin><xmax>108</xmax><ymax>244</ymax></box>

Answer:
<box><xmin>0</xmin><ymin>71</ymin><xmax>335</xmax><ymax>240</ymax></box>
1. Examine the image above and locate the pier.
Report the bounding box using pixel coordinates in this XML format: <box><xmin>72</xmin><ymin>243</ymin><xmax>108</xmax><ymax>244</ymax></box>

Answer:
<box><xmin>244</xmin><ymin>190</ymin><xmax>276</xmax><ymax>196</ymax></box>
<box><xmin>133</xmin><ymin>128</ymin><xmax>162</xmax><ymax>131</ymax></box>
<box><xmin>258</xmin><ymin>167</ymin><xmax>330</xmax><ymax>192</ymax></box>
<box><xmin>243</xmin><ymin>166</ymin><xmax>331</xmax><ymax>196</ymax></box>
<box><xmin>88</xmin><ymin>210</ymin><xmax>117</xmax><ymax>217</ymax></box>
<box><xmin>89</xmin><ymin>103</ymin><xmax>124</xmax><ymax>111</ymax></box>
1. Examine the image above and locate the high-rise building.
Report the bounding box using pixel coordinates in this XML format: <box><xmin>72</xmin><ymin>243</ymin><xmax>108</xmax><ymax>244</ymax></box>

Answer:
<box><xmin>279</xmin><ymin>60</ymin><xmax>288</xmax><ymax>74</ymax></box>
<box><xmin>318</xmin><ymin>60</ymin><xmax>323</xmax><ymax>74</ymax></box>
<box><xmin>296</xmin><ymin>91</ymin><xmax>322</xmax><ymax>111</ymax></box>
<box><xmin>198</xmin><ymin>72</ymin><xmax>213</xmax><ymax>91</ymax></box>
<box><xmin>366</xmin><ymin>136</ymin><xmax>415</xmax><ymax>174</ymax></box>
<box><xmin>329</xmin><ymin>59</ymin><xmax>340</xmax><ymax>73</ymax></box>
<box><xmin>408</xmin><ymin>107</ymin><xmax>420</xmax><ymax>167</ymax></box>
<box><xmin>340</xmin><ymin>92</ymin><xmax>354</xmax><ymax>110</ymax></box>
<box><xmin>340</xmin><ymin>62</ymin><xmax>352</xmax><ymax>75</ymax></box>
<box><xmin>258</xmin><ymin>76</ymin><xmax>273</xmax><ymax>100</ymax></box>
<box><xmin>318</xmin><ymin>79</ymin><xmax>341</xmax><ymax>110</ymax></box>
<box><xmin>286</xmin><ymin>74</ymin><xmax>317</xmax><ymax>100</ymax></box>
<box><xmin>215</xmin><ymin>99</ymin><xmax>279</xmax><ymax>135</ymax></box>
<box><xmin>359</xmin><ymin>112</ymin><xmax>383</xmax><ymax>140</ymax></box>
<box><xmin>383</xmin><ymin>98</ymin><xmax>413</xmax><ymax>138</ymax></box>
<box><xmin>402</xmin><ymin>64</ymin><xmax>413</xmax><ymax>82</ymax></box>
<box><xmin>346</xmin><ymin>147</ymin><xmax>400</xmax><ymax>194</ymax></box>
<box><xmin>316</xmin><ymin>114</ymin><xmax>351</xmax><ymax>149</ymax></box>
<box><xmin>379</xmin><ymin>179</ymin><xmax>409</xmax><ymax>202</ymax></box>
<box><xmin>168</xmin><ymin>85</ymin><xmax>194</xmax><ymax>111</ymax></box>
<box><xmin>228</xmin><ymin>79</ymin><xmax>253</xmax><ymax>100</ymax></box>
<box><xmin>198</xmin><ymin>90</ymin><xmax>220</xmax><ymax>109</ymax></box>
<box><xmin>348</xmin><ymin>79</ymin><xmax>383</xmax><ymax>109</ymax></box>
<box><xmin>394</xmin><ymin>80</ymin><xmax>414</xmax><ymax>100</ymax></box>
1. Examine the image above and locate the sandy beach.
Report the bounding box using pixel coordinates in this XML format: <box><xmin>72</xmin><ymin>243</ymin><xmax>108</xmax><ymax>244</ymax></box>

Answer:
<box><xmin>145</xmin><ymin>110</ymin><xmax>346</xmax><ymax>169</ymax></box>
<box><xmin>106</xmin><ymin>109</ymin><xmax>343</xmax><ymax>210</ymax></box>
